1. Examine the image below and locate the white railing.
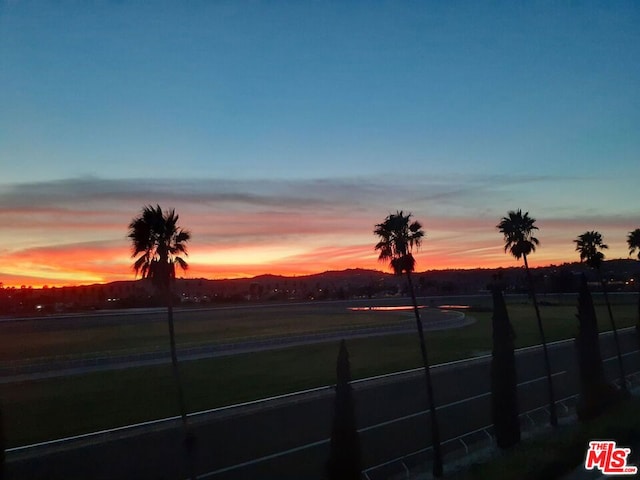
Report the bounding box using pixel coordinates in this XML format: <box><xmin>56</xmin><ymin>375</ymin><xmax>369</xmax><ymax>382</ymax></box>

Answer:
<box><xmin>361</xmin><ymin>369</ymin><xmax>640</xmax><ymax>480</ymax></box>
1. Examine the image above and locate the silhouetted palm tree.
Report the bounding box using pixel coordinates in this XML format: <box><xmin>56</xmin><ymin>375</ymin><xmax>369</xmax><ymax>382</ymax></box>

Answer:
<box><xmin>628</xmin><ymin>229</ymin><xmax>640</xmax><ymax>333</ymax></box>
<box><xmin>575</xmin><ymin>231</ymin><xmax>626</xmax><ymax>391</ymax></box>
<box><xmin>629</xmin><ymin>229</ymin><xmax>640</xmax><ymax>260</ymax></box>
<box><xmin>374</xmin><ymin>211</ymin><xmax>443</xmax><ymax>477</ymax></box>
<box><xmin>497</xmin><ymin>209</ymin><xmax>557</xmax><ymax>426</ymax></box>
<box><xmin>128</xmin><ymin>205</ymin><xmax>196</xmax><ymax>478</ymax></box>
<box><xmin>575</xmin><ymin>231</ymin><xmax>607</xmax><ymax>270</ymax></box>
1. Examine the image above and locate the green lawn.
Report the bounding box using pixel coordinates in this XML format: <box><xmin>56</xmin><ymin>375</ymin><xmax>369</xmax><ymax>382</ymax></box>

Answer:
<box><xmin>1</xmin><ymin>298</ymin><xmax>638</xmax><ymax>448</ymax></box>
<box><xmin>0</xmin><ymin>303</ymin><xmax>419</xmax><ymax>362</ymax></box>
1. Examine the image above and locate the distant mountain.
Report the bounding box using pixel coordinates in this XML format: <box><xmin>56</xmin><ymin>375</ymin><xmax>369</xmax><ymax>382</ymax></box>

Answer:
<box><xmin>3</xmin><ymin>260</ymin><xmax>638</xmax><ymax>314</ymax></box>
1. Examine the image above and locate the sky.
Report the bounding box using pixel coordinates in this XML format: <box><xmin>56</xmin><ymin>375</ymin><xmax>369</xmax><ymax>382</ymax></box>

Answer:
<box><xmin>0</xmin><ymin>1</ymin><xmax>639</xmax><ymax>288</ymax></box>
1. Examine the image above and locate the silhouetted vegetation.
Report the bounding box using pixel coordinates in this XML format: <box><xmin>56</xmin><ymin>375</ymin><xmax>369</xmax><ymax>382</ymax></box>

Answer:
<box><xmin>5</xmin><ymin>201</ymin><xmax>640</xmax><ymax>480</ymax></box>
<box><xmin>490</xmin><ymin>285</ymin><xmax>520</xmax><ymax>448</ymax></box>
<box><xmin>497</xmin><ymin>209</ymin><xmax>557</xmax><ymax>426</ymax></box>
<box><xmin>574</xmin><ymin>275</ymin><xmax>618</xmax><ymax>420</ymax></box>
<box><xmin>128</xmin><ymin>205</ymin><xmax>196</xmax><ymax>479</ymax></box>
<box><xmin>4</xmin><ymin>260</ymin><xmax>640</xmax><ymax>316</ymax></box>
<box><xmin>326</xmin><ymin>341</ymin><xmax>361</xmax><ymax>480</ymax></box>
<box><xmin>575</xmin><ymin>231</ymin><xmax>626</xmax><ymax>391</ymax></box>
<box><xmin>374</xmin><ymin>210</ymin><xmax>443</xmax><ymax>477</ymax></box>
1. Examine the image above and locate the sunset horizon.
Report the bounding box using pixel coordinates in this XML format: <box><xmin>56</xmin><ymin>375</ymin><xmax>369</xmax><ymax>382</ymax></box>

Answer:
<box><xmin>2</xmin><ymin>3</ymin><xmax>639</xmax><ymax>478</ymax></box>
<box><xmin>0</xmin><ymin>176</ymin><xmax>637</xmax><ymax>289</ymax></box>
<box><xmin>1</xmin><ymin>236</ymin><xmax>635</xmax><ymax>290</ymax></box>
<box><xmin>1</xmin><ymin>2</ymin><xmax>638</xmax><ymax>290</ymax></box>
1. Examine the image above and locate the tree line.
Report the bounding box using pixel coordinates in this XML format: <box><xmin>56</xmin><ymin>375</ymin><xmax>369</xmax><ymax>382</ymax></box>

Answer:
<box><xmin>6</xmin><ymin>205</ymin><xmax>632</xmax><ymax>479</ymax></box>
<box><xmin>368</xmin><ymin>209</ymin><xmax>640</xmax><ymax>478</ymax></box>
<box><xmin>120</xmin><ymin>204</ymin><xmax>640</xmax><ymax>479</ymax></box>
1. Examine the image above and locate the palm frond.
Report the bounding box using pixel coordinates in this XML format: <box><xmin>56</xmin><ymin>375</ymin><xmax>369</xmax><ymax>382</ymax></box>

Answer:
<box><xmin>128</xmin><ymin>205</ymin><xmax>190</xmax><ymax>287</ymax></box>
<box><xmin>391</xmin><ymin>254</ymin><xmax>416</xmax><ymax>275</ymax></box>
<box><xmin>174</xmin><ymin>256</ymin><xmax>189</xmax><ymax>272</ymax></box>
<box><xmin>627</xmin><ymin>229</ymin><xmax>640</xmax><ymax>260</ymax></box>
<box><xmin>497</xmin><ymin>209</ymin><xmax>539</xmax><ymax>261</ymax></box>
<box><xmin>575</xmin><ymin>230</ymin><xmax>607</xmax><ymax>270</ymax></box>
<box><xmin>374</xmin><ymin>211</ymin><xmax>425</xmax><ymax>275</ymax></box>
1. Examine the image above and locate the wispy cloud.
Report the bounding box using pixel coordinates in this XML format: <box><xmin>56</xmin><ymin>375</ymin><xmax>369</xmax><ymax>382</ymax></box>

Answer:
<box><xmin>0</xmin><ymin>175</ymin><xmax>636</xmax><ymax>287</ymax></box>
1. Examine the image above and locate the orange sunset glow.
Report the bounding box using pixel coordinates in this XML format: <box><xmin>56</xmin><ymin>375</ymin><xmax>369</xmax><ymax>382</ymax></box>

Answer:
<box><xmin>0</xmin><ymin>182</ymin><xmax>636</xmax><ymax>290</ymax></box>
<box><xmin>1</xmin><ymin>212</ymin><xmax>634</xmax><ymax>289</ymax></box>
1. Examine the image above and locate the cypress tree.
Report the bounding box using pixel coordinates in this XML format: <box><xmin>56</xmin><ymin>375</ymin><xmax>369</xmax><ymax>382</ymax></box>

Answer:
<box><xmin>490</xmin><ymin>285</ymin><xmax>520</xmax><ymax>448</ymax></box>
<box><xmin>575</xmin><ymin>275</ymin><xmax>617</xmax><ymax>420</ymax></box>
<box><xmin>326</xmin><ymin>340</ymin><xmax>361</xmax><ymax>480</ymax></box>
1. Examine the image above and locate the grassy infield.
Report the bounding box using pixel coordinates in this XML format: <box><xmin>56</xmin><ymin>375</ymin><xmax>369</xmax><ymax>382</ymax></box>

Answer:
<box><xmin>1</xmin><ymin>296</ymin><xmax>639</xmax><ymax>478</ymax></box>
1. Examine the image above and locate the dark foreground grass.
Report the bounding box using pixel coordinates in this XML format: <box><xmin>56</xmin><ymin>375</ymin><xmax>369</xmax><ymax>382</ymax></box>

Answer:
<box><xmin>451</xmin><ymin>395</ymin><xmax>640</xmax><ymax>480</ymax></box>
<box><xmin>1</xmin><ymin>301</ymin><xmax>637</xmax><ymax>448</ymax></box>
<box><xmin>1</xmin><ymin>334</ymin><xmax>424</xmax><ymax>447</ymax></box>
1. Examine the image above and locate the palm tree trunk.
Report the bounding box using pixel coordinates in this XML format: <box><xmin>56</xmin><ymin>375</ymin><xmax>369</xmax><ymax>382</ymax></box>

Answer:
<box><xmin>523</xmin><ymin>254</ymin><xmax>558</xmax><ymax>427</ymax></box>
<box><xmin>406</xmin><ymin>272</ymin><xmax>443</xmax><ymax>477</ymax></box>
<box><xmin>166</xmin><ymin>292</ymin><xmax>197</xmax><ymax>480</ymax></box>
<box><xmin>599</xmin><ymin>274</ymin><xmax>627</xmax><ymax>392</ymax></box>
<box><xmin>167</xmin><ymin>302</ymin><xmax>189</xmax><ymax>429</ymax></box>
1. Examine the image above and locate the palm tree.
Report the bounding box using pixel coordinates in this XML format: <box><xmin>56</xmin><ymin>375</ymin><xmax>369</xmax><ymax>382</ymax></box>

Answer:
<box><xmin>374</xmin><ymin>211</ymin><xmax>443</xmax><ymax>477</ymax></box>
<box><xmin>128</xmin><ymin>205</ymin><xmax>196</xmax><ymax>477</ymax></box>
<box><xmin>575</xmin><ymin>231</ymin><xmax>626</xmax><ymax>391</ymax></box>
<box><xmin>628</xmin><ymin>229</ymin><xmax>640</xmax><ymax>334</ymax></box>
<box><xmin>497</xmin><ymin>209</ymin><xmax>557</xmax><ymax>426</ymax></box>
<box><xmin>575</xmin><ymin>231</ymin><xmax>607</xmax><ymax>270</ymax></box>
<box><xmin>628</xmin><ymin>228</ymin><xmax>640</xmax><ymax>260</ymax></box>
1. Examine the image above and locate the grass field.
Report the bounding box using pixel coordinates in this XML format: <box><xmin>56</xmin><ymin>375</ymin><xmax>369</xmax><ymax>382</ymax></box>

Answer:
<box><xmin>1</xmin><ymin>295</ymin><xmax>638</xmax><ymax>448</ymax></box>
<box><xmin>0</xmin><ymin>302</ymin><xmax>419</xmax><ymax>362</ymax></box>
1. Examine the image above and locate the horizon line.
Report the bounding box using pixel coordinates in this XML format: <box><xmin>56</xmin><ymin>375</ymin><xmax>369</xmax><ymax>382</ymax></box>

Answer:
<box><xmin>2</xmin><ymin>258</ymin><xmax>636</xmax><ymax>290</ymax></box>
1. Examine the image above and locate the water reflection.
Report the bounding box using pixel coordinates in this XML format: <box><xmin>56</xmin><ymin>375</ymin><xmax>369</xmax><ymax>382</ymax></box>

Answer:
<box><xmin>348</xmin><ymin>306</ymin><xmax>423</xmax><ymax>311</ymax></box>
<box><xmin>348</xmin><ymin>305</ymin><xmax>470</xmax><ymax>311</ymax></box>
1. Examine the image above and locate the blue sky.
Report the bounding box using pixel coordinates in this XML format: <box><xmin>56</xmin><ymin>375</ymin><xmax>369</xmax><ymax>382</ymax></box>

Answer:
<box><xmin>0</xmin><ymin>1</ymin><xmax>639</xmax><ymax>286</ymax></box>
